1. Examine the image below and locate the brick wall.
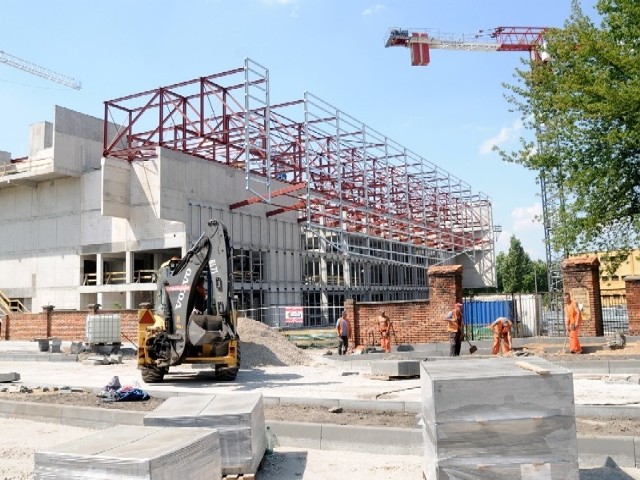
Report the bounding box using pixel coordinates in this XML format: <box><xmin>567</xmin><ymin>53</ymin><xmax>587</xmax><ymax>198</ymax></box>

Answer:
<box><xmin>625</xmin><ymin>276</ymin><xmax>640</xmax><ymax>336</ymax></box>
<box><xmin>349</xmin><ymin>265</ymin><xmax>461</xmax><ymax>347</ymax></box>
<box><xmin>1</xmin><ymin>309</ymin><xmax>139</xmax><ymax>343</ymax></box>
<box><xmin>562</xmin><ymin>256</ymin><xmax>603</xmax><ymax>337</ymax></box>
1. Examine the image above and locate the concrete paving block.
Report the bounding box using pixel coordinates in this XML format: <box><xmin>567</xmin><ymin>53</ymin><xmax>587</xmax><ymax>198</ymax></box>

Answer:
<box><xmin>11</xmin><ymin>401</ymin><xmax>63</xmax><ymax>422</ymax></box>
<box><xmin>109</xmin><ymin>353</ymin><xmax>123</xmax><ymax>364</ymax></box>
<box><xmin>337</xmin><ymin>398</ymin><xmax>408</xmax><ymax>413</ymax></box>
<box><xmin>266</xmin><ymin>421</ymin><xmax>322</xmax><ymax>450</ymax></box>
<box><xmin>278</xmin><ymin>396</ymin><xmax>338</xmax><ymax>408</ymax></box>
<box><xmin>578</xmin><ymin>436</ymin><xmax>636</xmax><ymax>468</ymax></box>
<box><xmin>0</xmin><ymin>372</ymin><xmax>20</xmax><ymax>382</ymax></box>
<box><xmin>370</xmin><ymin>359</ymin><xmax>420</xmax><ymax>377</ymax></box>
<box><xmin>144</xmin><ymin>393</ymin><xmax>266</xmax><ymax>476</ymax></box>
<box><xmin>609</xmin><ymin>360</ymin><xmax>640</xmax><ymax>374</ymax></box>
<box><xmin>321</xmin><ymin>424</ymin><xmax>421</xmax><ymax>455</ymax></box>
<box><xmin>35</xmin><ymin>425</ymin><xmax>222</xmax><ymax>479</ymax></box>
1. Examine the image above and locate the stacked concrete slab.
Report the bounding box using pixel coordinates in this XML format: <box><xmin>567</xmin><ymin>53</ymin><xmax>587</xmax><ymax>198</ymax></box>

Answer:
<box><xmin>34</xmin><ymin>425</ymin><xmax>221</xmax><ymax>479</ymax></box>
<box><xmin>143</xmin><ymin>392</ymin><xmax>266</xmax><ymax>475</ymax></box>
<box><xmin>420</xmin><ymin>357</ymin><xmax>579</xmax><ymax>480</ymax></box>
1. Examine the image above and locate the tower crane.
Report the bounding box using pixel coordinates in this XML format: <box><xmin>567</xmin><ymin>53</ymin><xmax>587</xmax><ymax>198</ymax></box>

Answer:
<box><xmin>385</xmin><ymin>25</ymin><xmax>564</xmax><ymax>295</ymax></box>
<box><xmin>0</xmin><ymin>50</ymin><xmax>81</xmax><ymax>90</ymax></box>
<box><xmin>385</xmin><ymin>26</ymin><xmax>548</xmax><ymax>66</ymax></box>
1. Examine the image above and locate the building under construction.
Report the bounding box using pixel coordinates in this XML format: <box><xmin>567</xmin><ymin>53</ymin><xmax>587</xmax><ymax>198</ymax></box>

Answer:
<box><xmin>0</xmin><ymin>59</ymin><xmax>495</xmax><ymax>326</ymax></box>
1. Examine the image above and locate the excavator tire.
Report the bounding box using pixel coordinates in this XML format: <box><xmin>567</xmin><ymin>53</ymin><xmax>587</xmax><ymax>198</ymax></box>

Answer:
<box><xmin>215</xmin><ymin>343</ymin><xmax>241</xmax><ymax>381</ymax></box>
<box><xmin>141</xmin><ymin>365</ymin><xmax>167</xmax><ymax>384</ymax></box>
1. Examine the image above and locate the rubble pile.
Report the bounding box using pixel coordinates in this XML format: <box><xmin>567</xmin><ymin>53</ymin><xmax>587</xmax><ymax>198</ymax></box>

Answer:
<box><xmin>237</xmin><ymin>317</ymin><xmax>315</xmax><ymax>368</ymax></box>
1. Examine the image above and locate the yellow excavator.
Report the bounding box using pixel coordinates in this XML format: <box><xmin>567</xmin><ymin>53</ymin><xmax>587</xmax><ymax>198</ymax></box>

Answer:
<box><xmin>137</xmin><ymin>219</ymin><xmax>240</xmax><ymax>383</ymax></box>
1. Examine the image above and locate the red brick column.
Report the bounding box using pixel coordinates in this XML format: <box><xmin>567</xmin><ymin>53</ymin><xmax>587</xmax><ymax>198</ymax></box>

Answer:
<box><xmin>625</xmin><ymin>276</ymin><xmax>640</xmax><ymax>336</ymax></box>
<box><xmin>428</xmin><ymin>265</ymin><xmax>463</xmax><ymax>317</ymax></box>
<box><xmin>562</xmin><ymin>257</ymin><xmax>603</xmax><ymax>337</ymax></box>
<box><xmin>344</xmin><ymin>299</ymin><xmax>356</xmax><ymax>347</ymax></box>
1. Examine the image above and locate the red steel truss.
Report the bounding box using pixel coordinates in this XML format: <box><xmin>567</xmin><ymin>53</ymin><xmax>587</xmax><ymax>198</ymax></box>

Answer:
<box><xmin>103</xmin><ymin>59</ymin><xmax>493</xmax><ymax>255</ymax></box>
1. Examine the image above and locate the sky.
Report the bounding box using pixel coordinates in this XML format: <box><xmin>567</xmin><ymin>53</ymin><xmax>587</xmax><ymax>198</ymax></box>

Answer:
<box><xmin>0</xmin><ymin>0</ymin><xmax>599</xmax><ymax>261</ymax></box>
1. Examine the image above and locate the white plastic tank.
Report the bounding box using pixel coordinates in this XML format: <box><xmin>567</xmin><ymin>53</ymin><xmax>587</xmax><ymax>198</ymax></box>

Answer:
<box><xmin>85</xmin><ymin>314</ymin><xmax>121</xmax><ymax>344</ymax></box>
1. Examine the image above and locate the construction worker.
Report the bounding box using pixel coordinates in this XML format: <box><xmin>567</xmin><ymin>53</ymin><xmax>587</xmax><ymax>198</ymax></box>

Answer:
<box><xmin>445</xmin><ymin>303</ymin><xmax>464</xmax><ymax>356</ymax></box>
<box><xmin>489</xmin><ymin>316</ymin><xmax>513</xmax><ymax>355</ymax></box>
<box><xmin>377</xmin><ymin>308</ymin><xmax>392</xmax><ymax>353</ymax></box>
<box><xmin>335</xmin><ymin>310</ymin><xmax>349</xmax><ymax>355</ymax></box>
<box><xmin>564</xmin><ymin>292</ymin><xmax>583</xmax><ymax>354</ymax></box>
<box><xmin>193</xmin><ymin>277</ymin><xmax>207</xmax><ymax>314</ymax></box>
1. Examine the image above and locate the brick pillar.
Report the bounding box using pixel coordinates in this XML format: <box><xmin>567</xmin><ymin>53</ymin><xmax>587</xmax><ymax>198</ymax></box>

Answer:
<box><xmin>427</xmin><ymin>265</ymin><xmax>463</xmax><ymax>319</ymax></box>
<box><xmin>562</xmin><ymin>256</ymin><xmax>603</xmax><ymax>337</ymax></box>
<box><xmin>344</xmin><ymin>299</ymin><xmax>356</xmax><ymax>346</ymax></box>
<box><xmin>625</xmin><ymin>276</ymin><xmax>640</xmax><ymax>336</ymax></box>
<box><xmin>42</xmin><ymin>305</ymin><xmax>54</xmax><ymax>338</ymax></box>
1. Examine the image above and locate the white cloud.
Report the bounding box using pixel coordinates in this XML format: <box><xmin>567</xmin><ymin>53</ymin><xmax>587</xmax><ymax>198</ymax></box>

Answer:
<box><xmin>494</xmin><ymin>203</ymin><xmax>546</xmax><ymax>260</ymax></box>
<box><xmin>478</xmin><ymin>118</ymin><xmax>522</xmax><ymax>155</ymax></box>
<box><xmin>362</xmin><ymin>4</ymin><xmax>385</xmax><ymax>16</ymax></box>
<box><xmin>512</xmin><ymin>202</ymin><xmax>543</xmax><ymax>232</ymax></box>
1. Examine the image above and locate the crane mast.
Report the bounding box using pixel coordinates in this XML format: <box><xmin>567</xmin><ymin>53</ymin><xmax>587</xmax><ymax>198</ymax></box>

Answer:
<box><xmin>386</xmin><ymin>25</ymin><xmax>562</xmax><ymax>295</ymax></box>
<box><xmin>0</xmin><ymin>50</ymin><xmax>81</xmax><ymax>90</ymax></box>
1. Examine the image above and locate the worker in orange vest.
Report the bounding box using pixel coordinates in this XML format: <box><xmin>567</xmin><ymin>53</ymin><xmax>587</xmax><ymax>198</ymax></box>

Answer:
<box><xmin>564</xmin><ymin>292</ymin><xmax>583</xmax><ymax>354</ymax></box>
<box><xmin>377</xmin><ymin>308</ymin><xmax>392</xmax><ymax>353</ymax></box>
<box><xmin>490</xmin><ymin>316</ymin><xmax>513</xmax><ymax>355</ymax></box>
<box><xmin>445</xmin><ymin>303</ymin><xmax>464</xmax><ymax>356</ymax></box>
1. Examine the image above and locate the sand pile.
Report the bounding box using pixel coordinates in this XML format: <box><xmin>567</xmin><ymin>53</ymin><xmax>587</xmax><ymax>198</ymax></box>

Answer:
<box><xmin>237</xmin><ymin>317</ymin><xmax>315</xmax><ymax>368</ymax></box>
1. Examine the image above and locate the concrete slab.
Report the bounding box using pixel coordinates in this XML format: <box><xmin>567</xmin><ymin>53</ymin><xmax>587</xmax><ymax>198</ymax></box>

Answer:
<box><xmin>143</xmin><ymin>393</ymin><xmax>266</xmax><ymax>475</ymax></box>
<box><xmin>578</xmin><ymin>436</ymin><xmax>637</xmax><ymax>468</ymax></box>
<box><xmin>34</xmin><ymin>425</ymin><xmax>222</xmax><ymax>479</ymax></box>
<box><xmin>321</xmin><ymin>424</ymin><xmax>422</xmax><ymax>456</ymax></box>
<box><xmin>370</xmin><ymin>359</ymin><xmax>420</xmax><ymax>377</ymax></box>
<box><xmin>0</xmin><ymin>372</ymin><xmax>19</xmax><ymax>382</ymax></box>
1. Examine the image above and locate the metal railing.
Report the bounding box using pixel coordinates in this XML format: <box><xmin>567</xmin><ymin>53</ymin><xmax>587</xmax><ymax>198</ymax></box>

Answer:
<box><xmin>238</xmin><ymin>305</ymin><xmax>342</xmax><ymax>329</ymax></box>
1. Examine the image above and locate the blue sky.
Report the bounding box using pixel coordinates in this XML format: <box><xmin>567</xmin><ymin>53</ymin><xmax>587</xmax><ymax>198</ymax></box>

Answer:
<box><xmin>0</xmin><ymin>0</ymin><xmax>598</xmax><ymax>261</ymax></box>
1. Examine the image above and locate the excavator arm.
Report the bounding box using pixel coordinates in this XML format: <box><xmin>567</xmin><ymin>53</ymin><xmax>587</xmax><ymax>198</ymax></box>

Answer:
<box><xmin>142</xmin><ymin>219</ymin><xmax>237</xmax><ymax>368</ymax></box>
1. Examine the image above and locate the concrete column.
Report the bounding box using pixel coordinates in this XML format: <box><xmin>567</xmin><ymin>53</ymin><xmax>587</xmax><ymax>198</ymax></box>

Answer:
<box><xmin>126</xmin><ymin>251</ymin><xmax>134</xmax><ymax>283</ymax></box>
<box><xmin>125</xmin><ymin>251</ymin><xmax>134</xmax><ymax>309</ymax></box>
<box><xmin>624</xmin><ymin>276</ymin><xmax>640</xmax><ymax>336</ymax></box>
<box><xmin>96</xmin><ymin>253</ymin><xmax>103</xmax><ymax>286</ymax></box>
<box><xmin>96</xmin><ymin>253</ymin><xmax>104</xmax><ymax>307</ymax></box>
<box><xmin>562</xmin><ymin>256</ymin><xmax>603</xmax><ymax>337</ymax></box>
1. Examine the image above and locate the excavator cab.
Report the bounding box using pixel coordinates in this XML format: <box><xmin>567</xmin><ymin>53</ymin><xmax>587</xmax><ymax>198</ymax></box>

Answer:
<box><xmin>137</xmin><ymin>219</ymin><xmax>240</xmax><ymax>383</ymax></box>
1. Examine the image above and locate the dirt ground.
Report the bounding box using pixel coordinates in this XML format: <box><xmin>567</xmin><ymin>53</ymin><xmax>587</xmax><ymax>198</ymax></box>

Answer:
<box><xmin>2</xmin><ymin>339</ymin><xmax>640</xmax><ymax>435</ymax></box>
<box><xmin>0</xmin><ymin>387</ymin><xmax>639</xmax><ymax>436</ymax></box>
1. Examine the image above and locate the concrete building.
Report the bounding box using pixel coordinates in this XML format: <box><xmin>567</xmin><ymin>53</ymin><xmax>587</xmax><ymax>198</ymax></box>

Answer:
<box><xmin>0</xmin><ymin>59</ymin><xmax>495</xmax><ymax>327</ymax></box>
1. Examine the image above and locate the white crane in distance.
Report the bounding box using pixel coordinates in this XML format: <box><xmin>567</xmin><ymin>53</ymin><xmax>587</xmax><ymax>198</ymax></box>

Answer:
<box><xmin>0</xmin><ymin>49</ymin><xmax>81</xmax><ymax>90</ymax></box>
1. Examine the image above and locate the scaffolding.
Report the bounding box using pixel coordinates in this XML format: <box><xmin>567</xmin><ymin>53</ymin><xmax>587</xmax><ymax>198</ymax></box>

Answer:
<box><xmin>103</xmin><ymin>58</ymin><xmax>495</xmax><ymax>290</ymax></box>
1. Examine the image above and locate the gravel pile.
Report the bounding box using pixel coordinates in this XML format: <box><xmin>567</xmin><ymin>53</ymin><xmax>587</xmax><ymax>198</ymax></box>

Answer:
<box><xmin>237</xmin><ymin>317</ymin><xmax>315</xmax><ymax>368</ymax></box>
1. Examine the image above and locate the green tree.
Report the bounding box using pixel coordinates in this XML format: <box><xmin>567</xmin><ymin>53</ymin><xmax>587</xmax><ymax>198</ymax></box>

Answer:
<box><xmin>501</xmin><ymin>0</ymin><xmax>640</xmax><ymax>273</ymax></box>
<box><xmin>496</xmin><ymin>236</ymin><xmax>532</xmax><ymax>293</ymax></box>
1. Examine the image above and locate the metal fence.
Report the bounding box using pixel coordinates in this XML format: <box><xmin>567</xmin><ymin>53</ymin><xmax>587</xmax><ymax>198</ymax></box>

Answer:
<box><xmin>238</xmin><ymin>305</ymin><xmax>342</xmax><ymax>329</ymax></box>
<box><xmin>239</xmin><ymin>292</ymin><xmax>629</xmax><ymax>337</ymax></box>
<box><xmin>601</xmin><ymin>294</ymin><xmax>628</xmax><ymax>335</ymax></box>
<box><xmin>464</xmin><ymin>292</ymin><xmax>629</xmax><ymax>339</ymax></box>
